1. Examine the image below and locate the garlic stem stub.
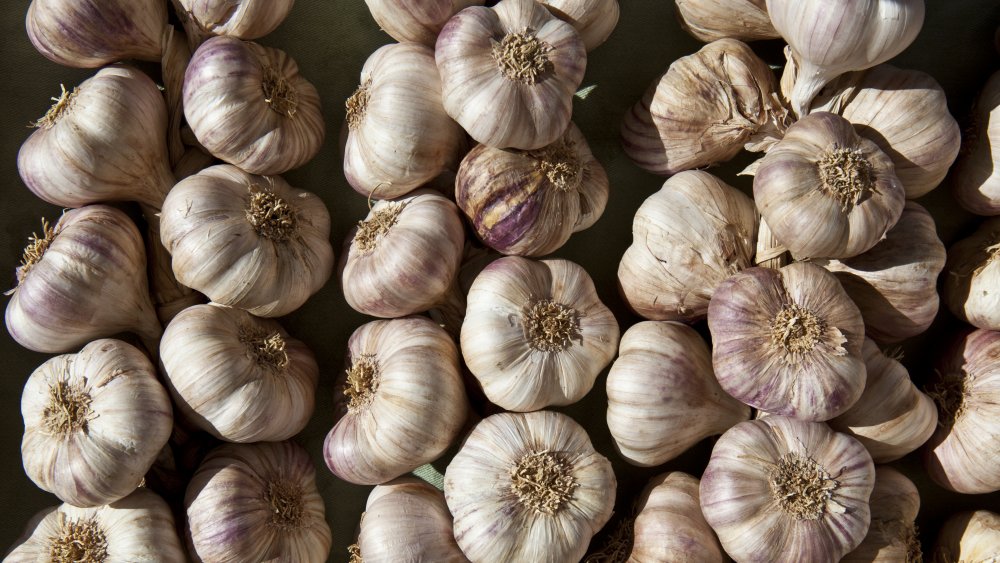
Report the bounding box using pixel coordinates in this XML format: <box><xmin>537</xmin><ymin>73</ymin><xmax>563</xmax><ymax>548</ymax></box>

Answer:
<box><xmin>932</xmin><ymin>510</ymin><xmax>1000</xmax><ymax>563</ymax></box>
<box><xmin>943</xmin><ymin>217</ymin><xmax>1000</xmax><ymax>331</ymax></box>
<box><xmin>172</xmin><ymin>0</ymin><xmax>296</xmax><ymax>47</ymax></box>
<box><xmin>842</xmin><ymin>466</ymin><xmax>922</xmax><ymax>563</ymax></box>
<box><xmin>674</xmin><ymin>0</ymin><xmax>778</xmax><ymax>43</ymax></box>
<box><xmin>540</xmin><ymin>0</ymin><xmax>620</xmax><ymax>51</ymax></box>
<box><xmin>364</xmin><ymin>0</ymin><xmax>483</xmax><ymax>45</ymax></box>
<box><xmin>953</xmin><ymin>70</ymin><xmax>1000</xmax><ymax>215</ymax></box>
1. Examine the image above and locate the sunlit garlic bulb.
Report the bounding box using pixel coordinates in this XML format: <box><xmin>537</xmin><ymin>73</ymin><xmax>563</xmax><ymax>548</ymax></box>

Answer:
<box><xmin>932</xmin><ymin>510</ymin><xmax>1000</xmax><ymax>563</ymax></box>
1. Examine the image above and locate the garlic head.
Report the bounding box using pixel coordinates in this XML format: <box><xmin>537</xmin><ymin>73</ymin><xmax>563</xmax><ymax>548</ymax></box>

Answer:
<box><xmin>943</xmin><ymin>217</ymin><xmax>1000</xmax><ymax>331</ymax></box>
<box><xmin>953</xmin><ymin>70</ymin><xmax>1000</xmax><ymax>215</ymax></box>
<box><xmin>674</xmin><ymin>0</ymin><xmax>778</xmax><ymax>42</ymax></box>
<box><xmin>174</xmin><ymin>0</ymin><xmax>295</xmax><ymax>45</ymax></box>
<box><xmin>842</xmin><ymin>466</ymin><xmax>922</xmax><ymax>563</ymax></box>
<box><xmin>624</xmin><ymin>472</ymin><xmax>725</xmax><ymax>562</ymax></box>
<box><xmin>364</xmin><ymin>0</ymin><xmax>483</xmax><ymax>45</ymax></box>
<box><xmin>540</xmin><ymin>0</ymin><xmax>620</xmax><ymax>51</ymax></box>
<box><xmin>932</xmin><ymin>510</ymin><xmax>1000</xmax><ymax>563</ymax></box>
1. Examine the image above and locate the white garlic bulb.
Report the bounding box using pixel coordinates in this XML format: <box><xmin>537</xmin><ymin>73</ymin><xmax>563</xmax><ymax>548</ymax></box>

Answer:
<box><xmin>701</xmin><ymin>416</ymin><xmax>875</xmax><ymax>563</ymax></box>
<box><xmin>624</xmin><ymin>472</ymin><xmax>725</xmax><ymax>562</ymax></box>
<box><xmin>444</xmin><ymin>411</ymin><xmax>616</xmax><ymax>563</ymax></box>
<box><xmin>674</xmin><ymin>0</ymin><xmax>778</xmax><ymax>42</ymax></box>
<box><xmin>842</xmin><ymin>466</ymin><xmax>921</xmax><ymax>563</ymax></box>
<box><xmin>436</xmin><ymin>0</ymin><xmax>586</xmax><ymax>149</ymax></box>
<box><xmin>173</xmin><ymin>0</ymin><xmax>295</xmax><ymax>46</ymax></box>
<box><xmin>618</xmin><ymin>170</ymin><xmax>757</xmax><ymax>321</ymax></box>
<box><xmin>540</xmin><ymin>0</ymin><xmax>620</xmax><ymax>51</ymax></box>
<box><xmin>160</xmin><ymin>304</ymin><xmax>318</xmax><ymax>443</ymax></box>
<box><xmin>344</xmin><ymin>42</ymin><xmax>465</xmax><ymax>199</ymax></box>
<box><xmin>932</xmin><ymin>510</ymin><xmax>1000</xmax><ymax>563</ymax></box>
<box><xmin>186</xmin><ymin>441</ymin><xmax>332</xmax><ymax>562</ymax></box>
<box><xmin>5</xmin><ymin>488</ymin><xmax>185</xmax><ymax>562</ymax></box>
<box><xmin>943</xmin><ymin>217</ymin><xmax>1000</xmax><ymax>331</ymax></box>
<box><xmin>606</xmin><ymin>321</ymin><xmax>750</xmax><ymax>467</ymax></box>
<box><xmin>324</xmin><ymin>316</ymin><xmax>468</xmax><ymax>485</ymax></box>
<box><xmin>365</xmin><ymin>0</ymin><xmax>483</xmax><ymax>45</ymax></box>
<box><xmin>461</xmin><ymin>256</ymin><xmax>619</xmax><ymax>412</ymax></box>
<box><xmin>953</xmin><ymin>70</ymin><xmax>1000</xmax><ymax>215</ymax></box>
<box><xmin>159</xmin><ymin>164</ymin><xmax>334</xmax><ymax>317</ymax></box>
<box><xmin>184</xmin><ymin>37</ymin><xmax>324</xmax><ymax>175</ymax></box>
<box><xmin>5</xmin><ymin>206</ymin><xmax>162</xmax><ymax>355</ymax></box>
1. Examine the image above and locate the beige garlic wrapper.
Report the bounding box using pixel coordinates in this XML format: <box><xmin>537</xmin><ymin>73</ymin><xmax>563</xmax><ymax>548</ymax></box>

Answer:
<box><xmin>324</xmin><ymin>316</ymin><xmax>468</xmax><ymax>485</ymax></box>
<box><xmin>842</xmin><ymin>466</ymin><xmax>921</xmax><ymax>563</ymax></box>
<box><xmin>701</xmin><ymin>416</ymin><xmax>876</xmax><ymax>563</ymax></box>
<box><xmin>674</xmin><ymin>0</ymin><xmax>778</xmax><ymax>43</ymax></box>
<box><xmin>186</xmin><ymin>441</ymin><xmax>332</xmax><ymax>563</ymax></box>
<box><xmin>160</xmin><ymin>164</ymin><xmax>333</xmax><ymax>318</ymax></box>
<box><xmin>461</xmin><ymin>256</ymin><xmax>619</xmax><ymax>412</ymax></box>
<box><xmin>340</xmin><ymin>191</ymin><xmax>465</xmax><ymax>318</ymax></box>
<box><xmin>932</xmin><ymin>510</ymin><xmax>1000</xmax><ymax>563</ymax></box>
<box><xmin>618</xmin><ymin>170</ymin><xmax>757</xmax><ymax>321</ymax></box>
<box><xmin>344</xmin><ymin>42</ymin><xmax>465</xmax><ymax>199</ymax></box>
<box><xmin>436</xmin><ymin>0</ymin><xmax>586</xmax><ymax>150</ymax></box>
<box><xmin>953</xmin><ymin>70</ymin><xmax>1000</xmax><ymax>215</ymax></box>
<box><xmin>754</xmin><ymin>111</ymin><xmax>905</xmax><ymax>260</ymax></box>
<box><xmin>943</xmin><ymin>217</ymin><xmax>1000</xmax><ymax>331</ymax></box>
<box><xmin>445</xmin><ymin>411</ymin><xmax>615</xmax><ymax>563</ymax></box>
<box><xmin>456</xmin><ymin>122</ymin><xmax>609</xmax><ymax>257</ymax></box>
<box><xmin>173</xmin><ymin>0</ymin><xmax>295</xmax><ymax>46</ymax></box>
<box><xmin>184</xmin><ymin>37</ymin><xmax>324</xmax><ymax>175</ymax></box>
<box><xmin>708</xmin><ymin>262</ymin><xmax>866</xmax><ymax>421</ymax></box>
<box><xmin>606</xmin><ymin>321</ymin><xmax>750</xmax><ymax>467</ymax></box>
<box><xmin>540</xmin><ymin>0</ymin><xmax>619</xmax><ymax>51</ymax></box>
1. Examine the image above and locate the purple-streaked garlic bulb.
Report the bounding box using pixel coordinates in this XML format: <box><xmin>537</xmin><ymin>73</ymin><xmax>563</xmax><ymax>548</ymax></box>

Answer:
<box><xmin>842</xmin><ymin>466</ymin><xmax>921</xmax><ymax>563</ymax></box>
<box><xmin>626</xmin><ymin>472</ymin><xmax>725</xmax><ymax>562</ymax></box>
<box><xmin>364</xmin><ymin>0</ymin><xmax>483</xmax><ymax>45</ymax></box>
<box><xmin>943</xmin><ymin>217</ymin><xmax>1000</xmax><ymax>331</ymax></box>
<box><xmin>173</xmin><ymin>0</ymin><xmax>295</xmax><ymax>47</ymax></box>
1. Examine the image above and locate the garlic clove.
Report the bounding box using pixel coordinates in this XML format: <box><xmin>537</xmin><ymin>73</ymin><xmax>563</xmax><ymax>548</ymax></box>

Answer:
<box><xmin>173</xmin><ymin>0</ymin><xmax>296</xmax><ymax>48</ymax></box>
<box><xmin>364</xmin><ymin>0</ymin><xmax>484</xmax><ymax>46</ymax></box>
<box><xmin>842</xmin><ymin>466</ymin><xmax>922</xmax><ymax>563</ymax></box>
<box><xmin>674</xmin><ymin>0</ymin><xmax>779</xmax><ymax>43</ymax></box>
<box><xmin>943</xmin><ymin>217</ymin><xmax>1000</xmax><ymax>331</ymax></box>
<box><xmin>932</xmin><ymin>510</ymin><xmax>1000</xmax><ymax>563</ymax></box>
<box><xmin>953</xmin><ymin>70</ymin><xmax>1000</xmax><ymax>215</ymax></box>
<box><xmin>539</xmin><ymin>0</ymin><xmax>620</xmax><ymax>51</ymax></box>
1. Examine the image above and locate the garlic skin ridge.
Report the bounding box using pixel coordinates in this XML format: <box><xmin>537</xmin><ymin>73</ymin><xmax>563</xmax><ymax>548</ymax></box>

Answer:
<box><xmin>364</xmin><ymin>0</ymin><xmax>483</xmax><ymax>46</ymax></box>
<box><xmin>953</xmin><ymin>69</ymin><xmax>1000</xmax><ymax>215</ymax></box>
<box><xmin>842</xmin><ymin>466</ymin><xmax>921</xmax><ymax>563</ymax></box>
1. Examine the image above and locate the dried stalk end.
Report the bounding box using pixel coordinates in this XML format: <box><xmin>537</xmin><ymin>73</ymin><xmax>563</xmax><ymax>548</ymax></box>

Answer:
<box><xmin>346</xmin><ymin>78</ymin><xmax>371</xmax><ymax>130</ymax></box>
<box><xmin>768</xmin><ymin>453</ymin><xmax>840</xmax><ymax>520</ymax></box>
<box><xmin>529</xmin><ymin>137</ymin><xmax>582</xmax><ymax>191</ymax></box>
<box><xmin>32</xmin><ymin>85</ymin><xmax>77</xmax><ymax>129</ymax></box>
<box><xmin>16</xmin><ymin>218</ymin><xmax>56</xmax><ymax>284</ymax></box>
<box><xmin>344</xmin><ymin>354</ymin><xmax>380</xmax><ymax>411</ymax></box>
<box><xmin>261</xmin><ymin>65</ymin><xmax>298</xmax><ymax>117</ymax></box>
<box><xmin>492</xmin><ymin>30</ymin><xmax>552</xmax><ymax>85</ymax></box>
<box><xmin>246</xmin><ymin>184</ymin><xmax>297</xmax><ymax>241</ymax></box>
<box><xmin>353</xmin><ymin>201</ymin><xmax>406</xmax><ymax>254</ymax></box>
<box><xmin>818</xmin><ymin>147</ymin><xmax>876</xmax><ymax>211</ymax></box>
<box><xmin>348</xmin><ymin>544</ymin><xmax>363</xmax><ymax>563</ymax></box>
<box><xmin>509</xmin><ymin>450</ymin><xmax>578</xmax><ymax>515</ymax></box>
<box><xmin>49</xmin><ymin>516</ymin><xmax>108</xmax><ymax>563</ymax></box>
<box><xmin>523</xmin><ymin>299</ymin><xmax>581</xmax><ymax>352</ymax></box>
<box><xmin>928</xmin><ymin>371</ymin><xmax>970</xmax><ymax>427</ymax></box>
<box><xmin>903</xmin><ymin>522</ymin><xmax>922</xmax><ymax>563</ymax></box>
<box><xmin>582</xmin><ymin>516</ymin><xmax>634</xmax><ymax>563</ymax></box>
<box><xmin>769</xmin><ymin>303</ymin><xmax>824</xmax><ymax>362</ymax></box>
<box><xmin>238</xmin><ymin>324</ymin><xmax>290</xmax><ymax>371</ymax></box>
<box><xmin>264</xmin><ymin>480</ymin><xmax>304</xmax><ymax>530</ymax></box>
<box><xmin>43</xmin><ymin>379</ymin><xmax>94</xmax><ymax>436</ymax></box>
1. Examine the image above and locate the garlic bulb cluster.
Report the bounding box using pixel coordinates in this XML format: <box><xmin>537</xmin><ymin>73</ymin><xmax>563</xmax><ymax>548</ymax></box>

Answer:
<box><xmin>700</xmin><ymin>416</ymin><xmax>876</xmax><ymax>563</ymax></box>
<box><xmin>943</xmin><ymin>217</ymin><xmax>1000</xmax><ymax>331</ymax></box>
<box><xmin>708</xmin><ymin>262</ymin><xmax>866</xmax><ymax>421</ymax></box>
<box><xmin>618</xmin><ymin>170</ymin><xmax>757</xmax><ymax>321</ymax></box>
<box><xmin>932</xmin><ymin>510</ymin><xmax>1000</xmax><ymax>563</ymax></box>
<box><xmin>186</xmin><ymin>441</ymin><xmax>332</xmax><ymax>562</ymax></box>
<box><xmin>445</xmin><ymin>411</ymin><xmax>615</xmax><ymax>563</ymax></box>
<box><xmin>365</xmin><ymin>0</ymin><xmax>482</xmax><ymax>45</ymax></box>
<box><xmin>606</xmin><ymin>321</ymin><xmax>750</xmax><ymax>467</ymax></box>
<box><xmin>953</xmin><ymin>70</ymin><xmax>1000</xmax><ymax>215</ymax></box>
<box><xmin>184</xmin><ymin>37</ymin><xmax>324</xmax><ymax>175</ymax></box>
<box><xmin>624</xmin><ymin>472</ymin><xmax>725</xmax><ymax>562</ymax></box>
<box><xmin>456</xmin><ymin>122</ymin><xmax>609</xmax><ymax>256</ymax></box>
<box><xmin>674</xmin><ymin>0</ymin><xmax>778</xmax><ymax>42</ymax></box>
<box><xmin>540</xmin><ymin>0</ymin><xmax>619</xmax><ymax>51</ymax></box>
<box><xmin>173</xmin><ymin>0</ymin><xmax>295</xmax><ymax>46</ymax></box>
<box><xmin>160</xmin><ymin>164</ymin><xmax>334</xmax><ymax>317</ymax></box>
<box><xmin>324</xmin><ymin>316</ymin><xmax>468</xmax><ymax>485</ymax></box>
<box><xmin>842</xmin><ymin>466</ymin><xmax>921</xmax><ymax>563</ymax></box>
<box><xmin>461</xmin><ymin>256</ymin><xmax>619</xmax><ymax>412</ymax></box>
<box><xmin>344</xmin><ymin>42</ymin><xmax>465</xmax><ymax>199</ymax></box>
<box><xmin>436</xmin><ymin>0</ymin><xmax>586</xmax><ymax>149</ymax></box>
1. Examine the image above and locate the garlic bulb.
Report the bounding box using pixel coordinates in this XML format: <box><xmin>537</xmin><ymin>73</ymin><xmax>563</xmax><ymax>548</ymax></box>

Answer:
<box><xmin>818</xmin><ymin>202</ymin><xmax>946</xmax><ymax>343</ymax></box>
<box><xmin>842</xmin><ymin>466</ymin><xmax>921</xmax><ymax>563</ymax></box>
<box><xmin>624</xmin><ymin>472</ymin><xmax>725</xmax><ymax>563</ymax></box>
<box><xmin>540</xmin><ymin>0</ymin><xmax>620</xmax><ymax>51</ymax></box>
<box><xmin>186</xmin><ymin>441</ymin><xmax>332</xmax><ymax>562</ymax></box>
<box><xmin>618</xmin><ymin>170</ymin><xmax>757</xmax><ymax>321</ymax></box>
<box><xmin>5</xmin><ymin>488</ymin><xmax>185</xmax><ymax>562</ymax></box>
<box><xmin>953</xmin><ymin>70</ymin><xmax>1000</xmax><ymax>215</ymax></box>
<box><xmin>444</xmin><ymin>410</ymin><xmax>615</xmax><ymax>563</ymax></box>
<box><xmin>754</xmin><ymin>111</ymin><xmax>905</xmax><ymax>260</ymax></box>
<box><xmin>324</xmin><ymin>316</ymin><xmax>468</xmax><ymax>485</ymax></box>
<box><xmin>159</xmin><ymin>164</ymin><xmax>333</xmax><ymax>317</ymax></box>
<box><xmin>700</xmin><ymin>416</ymin><xmax>876</xmax><ymax>563</ymax></box>
<box><xmin>340</xmin><ymin>191</ymin><xmax>465</xmax><ymax>318</ymax></box>
<box><xmin>461</xmin><ymin>256</ymin><xmax>619</xmax><ymax>412</ymax></box>
<box><xmin>943</xmin><ymin>217</ymin><xmax>1000</xmax><ymax>331</ymax></box>
<box><xmin>5</xmin><ymin>206</ymin><xmax>161</xmax><ymax>354</ymax></box>
<box><xmin>365</xmin><ymin>0</ymin><xmax>483</xmax><ymax>45</ymax></box>
<box><xmin>708</xmin><ymin>262</ymin><xmax>866</xmax><ymax>421</ymax></box>
<box><xmin>674</xmin><ymin>0</ymin><xmax>778</xmax><ymax>42</ymax></box>
<box><xmin>356</xmin><ymin>477</ymin><xmax>469</xmax><ymax>562</ymax></box>
<box><xmin>184</xmin><ymin>37</ymin><xmax>324</xmax><ymax>175</ymax></box>
<box><xmin>435</xmin><ymin>0</ymin><xmax>586</xmax><ymax>149</ymax></box>
<box><xmin>344</xmin><ymin>42</ymin><xmax>465</xmax><ymax>199</ymax></box>
<box><xmin>456</xmin><ymin>122</ymin><xmax>609</xmax><ymax>256</ymax></box>
<box><xmin>829</xmin><ymin>339</ymin><xmax>937</xmax><ymax>463</ymax></box>
<box><xmin>173</xmin><ymin>0</ymin><xmax>295</xmax><ymax>46</ymax></box>
<box><xmin>932</xmin><ymin>510</ymin><xmax>1000</xmax><ymax>563</ymax></box>
<box><xmin>924</xmin><ymin>328</ymin><xmax>1000</xmax><ymax>494</ymax></box>
<box><xmin>606</xmin><ymin>321</ymin><xmax>750</xmax><ymax>467</ymax></box>
<box><xmin>767</xmin><ymin>0</ymin><xmax>926</xmax><ymax>116</ymax></box>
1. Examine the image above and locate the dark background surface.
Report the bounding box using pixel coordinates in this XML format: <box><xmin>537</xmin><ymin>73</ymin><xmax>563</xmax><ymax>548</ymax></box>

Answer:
<box><xmin>1</xmin><ymin>0</ymin><xmax>998</xmax><ymax>559</ymax></box>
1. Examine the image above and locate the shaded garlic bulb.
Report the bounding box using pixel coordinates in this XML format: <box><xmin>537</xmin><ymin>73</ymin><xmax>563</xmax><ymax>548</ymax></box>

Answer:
<box><xmin>818</xmin><ymin>202</ymin><xmax>946</xmax><ymax>343</ymax></box>
<box><xmin>173</xmin><ymin>0</ymin><xmax>295</xmax><ymax>46</ymax></box>
<box><xmin>456</xmin><ymin>122</ymin><xmax>609</xmax><ymax>256</ymax></box>
<box><xmin>445</xmin><ymin>411</ymin><xmax>615</xmax><ymax>563</ymax></box>
<box><xmin>943</xmin><ymin>217</ymin><xmax>1000</xmax><ymax>331</ymax></box>
<box><xmin>160</xmin><ymin>304</ymin><xmax>318</xmax><ymax>443</ymax></box>
<box><xmin>540</xmin><ymin>0</ymin><xmax>619</xmax><ymax>51</ymax></box>
<box><xmin>708</xmin><ymin>262</ymin><xmax>866</xmax><ymax>421</ymax></box>
<box><xmin>461</xmin><ymin>256</ymin><xmax>619</xmax><ymax>412</ymax></box>
<box><xmin>953</xmin><ymin>70</ymin><xmax>1000</xmax><ymax>215</ymax></box>
<box><xmin>618</xmin><ymin>170</ymin><xmax>757</xmax><ymax>321</ymax></box>
<box><xmin>344</xmin><ymin>42</ymin><xmax>465</xmax><ymax>199</ymax></box>
<box><xmin>435</xmin><ymin>0</ymin><xmax>586</xmax><ymax>149</ymax></box>
<box><xmin>160</xmin><ymin>164</ymin><xmax>333</xmax><ymax>317</ymax></box>
<box><xmin>606</xmin><ymin>321</ymin><xmax>750</xmax><ymax>467</ymax></box>
<box><xmin>674</xmin><ymin>0</ymin><xmax>778</xmax><ymax>42</ymax></box>
<box><xmin>842</xmin><ymin>466</ymin><xmax>921</xmax><ymax>563</ymax></box>
<box><xmin>365</xmin><ymin>0</ymin><xmax>483</xmax><ymax>45</ymax></box>
<box><xmin>186</xmin><ymin>441</ymin><xmax>332</xmax><ymax>562</ymax></box>
<box><xmin>184</xmin><ymin>37</ymin><xmax>324</xmax><ymax>175</ymax></box>
<box><xmin>932</xmin><ymin>510</ymin><xmax>1000</xmax><ymax>563</ymax></box>
<box><xmin>340</xmin><ymin>191</ymin><xmax>465</xmax><ymax>318</ymax></box>
<box><xmin>829</xmin><ymin>339</ymin><xmax>937</xmax><ymax>463</ymax></box>
<box><xmin>700</xmin><ymin>416</ymin><xmax>876</xmax><ymax>563</ymax></box>
<box><xmin>625</xmin><ymin>472</ymin><xmax>725</xmax><ymax>563</ymax></box>
<box><xmin>324</xmin><ymin>316</ymin><xmax>468</xmax><ymax>485</ymax></box>
<box><xmin>924</xmin><ymin>328</ymin><xmax>1000</xmax><ymax>494</ymax></box>
<box><xmin>755</xmin><ymin>111</ymin><xmax>905</xmax><ymax>260</ymax></box>
<box><xmin>5</xmin><ymin>206</ymin><xmax>161</xmax><ymax>354</ymax></box>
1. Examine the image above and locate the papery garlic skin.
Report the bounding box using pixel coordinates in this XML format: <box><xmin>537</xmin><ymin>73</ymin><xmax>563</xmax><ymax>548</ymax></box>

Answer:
<box><xmin>674</xmin><ymin>0</ymin><xmax>778</xmax><ymax>42</ymax></box>
<box><xmin>160</xmin><ymin>164</ymin><xmax>333</xmax><ymax>317</ymax></box>
<box><xmin>540</xmin><ymin>0</ymin><xmax>619</xmax><ymax>51</ymax></box>
<box><xmin>324</xmin><ymin>316</ymin><xmax>468</xmax><ymax>485</ymax></box>
<box><xmin>184</xmin><ymin>37</ymin><xmax>324</xmax><ymax>175</ymax></box>
<box><xmin>932</xmin><ymin>510</ymin><xmax>1000</xmax><ymax>563</ymax></box>
<box><xmin>186</xmin><ymin>441</ymin><xmax>332</xmax><ymax>563</ymax></box>
<box><xmin>607</xmin><ymin>321</ymin><xmax>750</xmax><ymax>467</ymax></box>
<box><xmin>626</xmin><ymin>472</ymin><xmax>725</xmax><ymax>563</ymax></box>
<box><xmin>436</xmin><ymin>0</ymin><xmax>586</xmax><ymax>149</ymax></box>
<box><xmin>618</xmin><ymin>170</ymin><xmax>757</xmax><ymax>321</ymax></box>
<box><xmin>700</xmin><ymin>416</ymin><xmax>875</xmax><ymax>563</ymax></box>
<box><xmin>461</xmin><ymin>256</ymin><xmax>619</xmax><ymax>412</ymax></box>
<box><xmin>954</xmin><ymin>70</ymin><xmax>1000</xmax><ymax>215</ymax></box>
<box><xmin>943</xmin><ymin>217</ymin><xmax>1000</xmax><ymax>331</ymax></box>
<box><xmin>365</xmin><ymin>0</ymin><xmax>483</xmax><ymax>45</ymax></box>
<box><xmin>445</xmin><ymin>411</ymin><xmax>615</xmax><ymax>563</ymax></box>
<box><xmin>174</xmin><ymin>0</ymin><xmax>295</xmax><ymax>45</ymax></box>
<box><xmin>842</xmin><ymin>466</ymin><xmax>921</xmax><ymax>563</ymax></box>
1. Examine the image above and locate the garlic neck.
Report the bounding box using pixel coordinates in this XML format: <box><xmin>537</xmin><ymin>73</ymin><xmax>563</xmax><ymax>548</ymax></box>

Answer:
<box><xmin>523</xmin><ymin>299</ymin><xmax>580</xmax><ymax>352</ymax></box>
<box><xmin>344</xmin><ymin>354</ymin><xmax>380</xmax><ymax>412</ymax></box>
<box><xmin>492</xmin><ymin>30</ymin><xmax>552</xmax><ymax>85</ymax></box>
<box><xmin>264</xmin><ymin>480</ymin><xmax>305</xmax><ymax>530</ymax></box>
<box><xmin>529</xmin><ymin>138</ymin><xmax>582</xmax><ymax>191</ymax></box>
<box><xmin>353</xmin><ymin>202</ymin><xmax>406</xmax><ymax>254</ymax></box>
<box><xmin>15</xmin><ymin>218</ymin><xmax>56</xmax><ymax>285</ymax></box>
<box><xmin>49</xmin><ymin>517</ymin><xmax>108</xmax><ymax>563</ymax></box>
<box><xmin>768</xmin><ymin>453</ymin><xmax>840</xmax><ymax>520</ymax></box>
<box><xmin>246</xmin><ymin>184</ymin><xmax>298</xmax><ymax>241</ymax></box>
<box><xmin>43</xmin><ymin>380</ymin><xmax>93</xmax><ymax>436</ymax></box>
<box><xmin>509</xmin><ymin>451</ymin><xmax>577</xmax><ymax>515</ymax></box>
<box><xmin>33</xmin><ymin>85</ymin><xmax>77</xmax><ymax>129</ymax></box>
<box><xmin>261</xmin><ymin>65</ymin><xmax>298</xmax><ymax>117</ymax></box>
<box><xmin>818</xmin><ymin>147</ymin><xmax>875</xmax><ymax>211</ymax></box>
<box><xmin>346</xmin><ymin>78</ymin><xmax>371</xmax><ymax>131</ymax></box>
<box><xmin>239</xmin><ymin>325</ymin><xmax>290</xmax><ymax>371</ymax></box>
